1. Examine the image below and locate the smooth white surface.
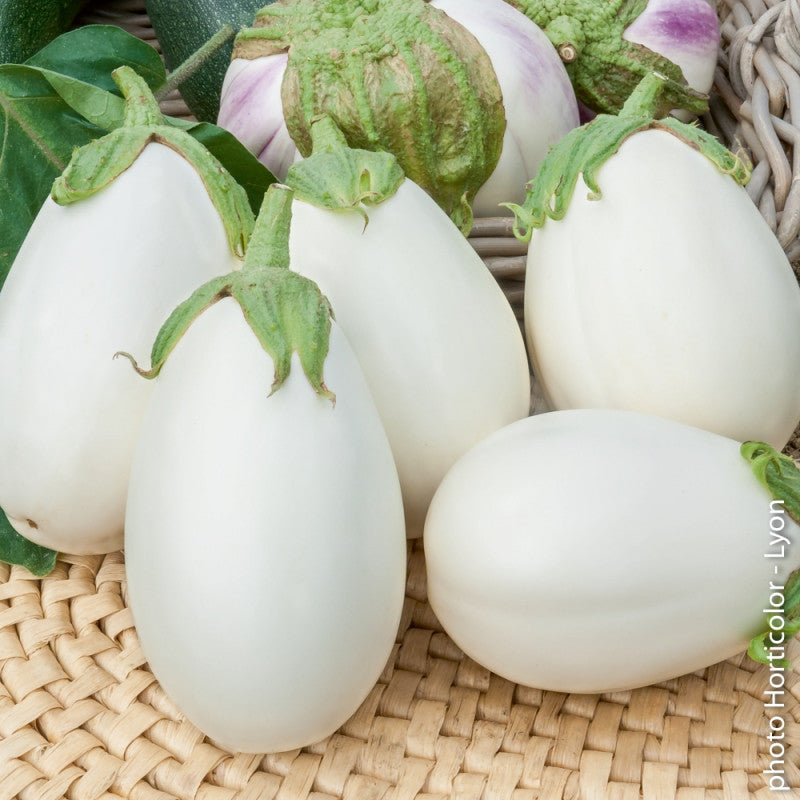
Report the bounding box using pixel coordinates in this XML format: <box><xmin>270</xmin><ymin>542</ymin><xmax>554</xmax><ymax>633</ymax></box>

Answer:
<box><xmin>524</xmin><ymin>129</ymin><xmax>800</xmax><ymax>449</ymax></box>
<box><xmin>424</xmin><ymin>408</ymin><xmax>800</xmax><ymax>693</ymax></box>
<box><xmin>0</xmin><ymin>144</ymin><xmax>238</xmax><ymax>554</ymax></box>
<box><xmin>289</xmin><ymin>180</ymin><xmax>531</xmax><ymax>537</ymax></box>
<box><xmin>124</xmin><ymin>302</ymin><xmax>406</xmax><ymax>753</ymax></box>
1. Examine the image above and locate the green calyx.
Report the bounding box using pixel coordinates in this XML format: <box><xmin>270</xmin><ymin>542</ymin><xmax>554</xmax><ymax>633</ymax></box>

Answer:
<box><xmin>741</xmin><ymin>442</ymin><xmax>800</xmax><ymax>669</ymax></box>
<box><xmin>506</xmin><ymin>0</ymin><xmax>708</xmax><ymax>116</ymax></box>
<box><xmin>117</xmin><ymin>183</ymin><xmax>335</xmax><ymax>402</ymax></box>
<box><xmin>233</xmin><ymin>0</ymin><xmax>505</xmax><ymax>235</ymax></box>
<box><xmin>505</xmin><ymin>73</ymin><xmax>751</xmax><ymax>242</ymax></box>
<box><xmin>284</xmin><ymin>115</ymin><xmax>405</xmax><ymax>223</ymax></box>
<box><xmin>51</xmin><ymin>65</ymin><xmax>254</xmax><ymax>258</ymax></box>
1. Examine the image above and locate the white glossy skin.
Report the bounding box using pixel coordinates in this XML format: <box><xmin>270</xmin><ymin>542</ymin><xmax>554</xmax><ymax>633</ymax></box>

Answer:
<box><xmin>424</xmin><ymin>408</ymin><xmax>800</xmax><ymax>693</ymax></box>
<box><xmin>217</xmin><ymin>0</ymin><xmax>580</xmax><ymax>214</ymax></box>
<box><xmin>288</xmin><ymin>180</ymin><xmax>532</xmax><ymax>537</ymax></box>
<box><xmin>124</xmin><ymin>300</ymin><xmax>407</xmax><ymax>754</ymax></box>
<box><xmin>0</xmin><ymin>143</ymin><xmax>239</xmax><ymax>554</ymax></box>
<box><xmin>524</xmin><ymin>130</ymin><xmax>800</xmax><ymax>450</ymax></box>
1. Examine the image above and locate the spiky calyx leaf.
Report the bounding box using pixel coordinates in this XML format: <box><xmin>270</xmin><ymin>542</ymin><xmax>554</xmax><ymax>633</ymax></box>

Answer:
<box><xmin>506</xmin><ymin>0</ymin><xmax>708</xmax><ymax>116</ymax></box>
<box><xmin>285</xmin><ymin>115</ymin><xmax>405</xmax><ymax>222</ymax></box>
<box><xmin>233</xmin><ymin>0</ymin><xmax>505</xmax><ymax>234</ymax></box>
<box><xmin>117</xmin><ymin>183</ymin><xmax>335</xmax><ymax>402</ymax></box>
<box><xmin>505</xmin><ymin>73</ymin><xmax>750</xmax><ymax>242</ymax></box>
<box><xmin>51</xmin><ymin>65</ymin><xmax>254</xmax><ymax>258</ymax></box>
<box><xmin>741</xmin><ymin>443</ymin><xmax>800</xmax><ymax>668</ymax></box>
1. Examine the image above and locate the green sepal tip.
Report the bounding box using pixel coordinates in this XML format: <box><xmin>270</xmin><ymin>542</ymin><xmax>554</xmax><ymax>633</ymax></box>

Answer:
<box><xmin>285</xmin><ymin>115</ymin><xmax>405</xmax><ymax>225</ymax></box>
<box><xmin>741</xmin><ymin>442</ymin><xmax>800</xmax><ymax>668</ymax></box>
<box><xmin>117</xmin><ymin>183</ymin><xmax>335</xmax><ymax>403</ymax></box>
<box><xmin>505</xmin><ymin>73</ymin><xmax>751</xmax><ymax>242</ymax></box>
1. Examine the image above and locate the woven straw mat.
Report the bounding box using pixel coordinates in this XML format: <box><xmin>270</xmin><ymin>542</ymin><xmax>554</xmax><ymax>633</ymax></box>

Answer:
<box><xmin>1</xmin><ymin>0</ymin><xmax>799</xmax><ymax>798</ymax></box>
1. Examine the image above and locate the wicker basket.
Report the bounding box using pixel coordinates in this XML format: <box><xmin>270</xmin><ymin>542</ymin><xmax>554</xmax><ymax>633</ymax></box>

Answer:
<box><xmin>1</xmin><ymin>1</ymin><xmax>799</xmax><ymax>798</ymax></box>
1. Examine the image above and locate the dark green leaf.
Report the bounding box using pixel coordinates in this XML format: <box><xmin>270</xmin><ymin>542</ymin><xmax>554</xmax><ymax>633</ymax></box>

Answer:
<box><xmin>0</xmin><ymin>64</ymin><xmax>103</xmax><ymax>285</ymax></box>
<box><xmin>0</xmin><ymin>509</ymin><xmax>58</xmax><ymax>576</ymax></box>
<box><xmin>0</xmin><ymin>26</ymin><xmax>168</xmax><ymax>286</ymax></box>
<box><xmin>25</xmin><ymin>25</ymin><xmax>166</xmax><ymax>94</ymax></box>
<box><xmin>184</xmin><ymin>120</ymin><xmax>276</xmax><ymax>214</ymax></box>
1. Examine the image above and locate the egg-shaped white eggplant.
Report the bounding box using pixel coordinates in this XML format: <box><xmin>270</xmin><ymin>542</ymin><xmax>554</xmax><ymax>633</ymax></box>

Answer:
<box><xmin>509</xmin><ymin>75</ymin><xmax>800</xmax><ymax>450</ymax></box>
<box><xmin>123</xmin><ymin>185</ymin><xmax>406</xmax><ymax>754</ymax></box>
<box><xmin>285</xmin><ymin>127</ymin><xmax>531</xmax><ymax>537</ymax></box>
<box><xmin>0</xmin><ymin>68</ymin><xmax>250</xmax><ymax>555</ymax></box>
<box><xmin>424</xmin><ymin>408</ymin><xmax>800</xmax><ymax>693</ymax></box>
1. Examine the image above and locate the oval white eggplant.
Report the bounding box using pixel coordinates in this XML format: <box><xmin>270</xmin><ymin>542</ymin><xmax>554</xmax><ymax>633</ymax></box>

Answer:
<box><xmin>124</xmin><ymin>298</ymin><xmax>406</xmax><ymax>754</ymax></box>
<box><xmin>288</xmin><ymin>179</ymin><xmax>532</xmax><ymax>537</ymax></box>
<box><xmin>524</xmin><ymin>129</ymin><xmax>800</xmax><ymax>449</ymax></box>
<box><xmin>0</xmin><ymin>143</ymin><xmax>240</xmax><ymax>555</ymax></box>
<box><xmin>424</xmin><ymin>408</ymin><xmax>800</xmax><ymax>693</ymax></box>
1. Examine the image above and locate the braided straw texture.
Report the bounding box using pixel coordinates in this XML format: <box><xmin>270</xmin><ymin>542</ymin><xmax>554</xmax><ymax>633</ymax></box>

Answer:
<box><xmin>1</xmin><ymin>1</ymin><xmax>799</xmax><ymax>799</ymax></box>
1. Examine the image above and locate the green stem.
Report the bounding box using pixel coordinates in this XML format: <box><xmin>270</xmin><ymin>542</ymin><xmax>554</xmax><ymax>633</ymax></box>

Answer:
<box><xmin>244</xmin><ymin>184</ymin><xmax>294</xmax><ymax>271</ymax></box>
<box><xmin>618</xmin><ymin>71</ymin><xmax>685</xmax><ymax>120</ymax></box>
<box><xmin>741</xmin><ymin>442</ymin><xmax>800</xmax><ymax>667</ymax></box>
<box><xmin>113</xmin><ymin>65</ymin><xmax>165</xmax><ymax>128</ymax></box>
<box><xmin>309</xmin><ymin>115</ymin><xmax>349</xmax><ymax>152</ymax></box>
<box><xmin>154</xmin><ymin>24</ymin><xmax>237</xmax><ymax>102</ymax></box>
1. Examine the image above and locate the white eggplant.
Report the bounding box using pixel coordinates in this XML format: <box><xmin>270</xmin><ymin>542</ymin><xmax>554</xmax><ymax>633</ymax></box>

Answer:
<box><xmin>424</xmin><ymin>408</ymin><xmax>800</xmax><ymax>693</ymax></box>
<box><xmin>285</xmin><ymin>122</ymin><xmax>531</xmax><ymax>537</ymax></box>
<box><xmin>123</xmin><ymin>186</ymin><xmax>406</xmax><ymax>753</ymax></box>
<box><xmin>0</xmin><ymin>68</ymin><xmax>251</xmax><ymax>555</ymax></box>
<box><xmin>509</xmin><ymin>75</ymin><xmax>800</xmax><ymax>450</ymax></box>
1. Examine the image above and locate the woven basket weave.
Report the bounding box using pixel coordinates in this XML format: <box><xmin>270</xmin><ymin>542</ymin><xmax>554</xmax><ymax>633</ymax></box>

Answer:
<box><xmin>1</xmin><ymin>1</ymin><xmax>799</xmax><ymax>798</ymax></box>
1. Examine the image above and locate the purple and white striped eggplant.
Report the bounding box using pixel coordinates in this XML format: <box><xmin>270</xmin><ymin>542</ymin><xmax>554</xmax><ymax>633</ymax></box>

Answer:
<box><xmin>624</xmin><ymin>0</ymin><xmax>719</xmax><ymax>117</ymax></box>
<box><xmin>217</xmin><ymin>53</ymin><xmax>297</xmax><ymax>181</ymax></box>
<box><xmin>217</xmin><ymin>0</ymin><xmax>579</xmax><ymax>221</ymax></box>
<box><xmin>219</xmin><ymin>0</ymin><xmax>506</xmax><ymax>234</ymax></box>
<box><xmin>507</xmin><ymin>0</ymin><xmax>719</xmax><ymax>116</ymax></box>
<box><xmin>429</xmin><ymin>0</ymin><xmax>579</xmax><ymax>216</ymax></box>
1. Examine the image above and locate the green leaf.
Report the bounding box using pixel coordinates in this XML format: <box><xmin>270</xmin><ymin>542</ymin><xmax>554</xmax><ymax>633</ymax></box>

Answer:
<box><xmin>25</xmin><ymin>25</ymin><xmax>166</xmax><ymax>93</ymax></box>
<box><xmin>0</xmin><ymin>26</ymin><xmax>167</xmax><ymax>286</ymax></box>
<box><xmin>0</xmin><ymin>64</ymin><xmax>103</xmax><ymax>286</ymax></box>
<box><xmin>182</xmin><ymin>120</ymin><xmax>276</xmax><ymax>218</ymax></box>
<box><xmin>0</xmin><ymin>509</ymin><xmax>58</xmax><ymax>577</ymax></box>
<box><xmin>0</xmin><ymin>24</ymin><xmax>274</xmax><ymax>288</ymax></box>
